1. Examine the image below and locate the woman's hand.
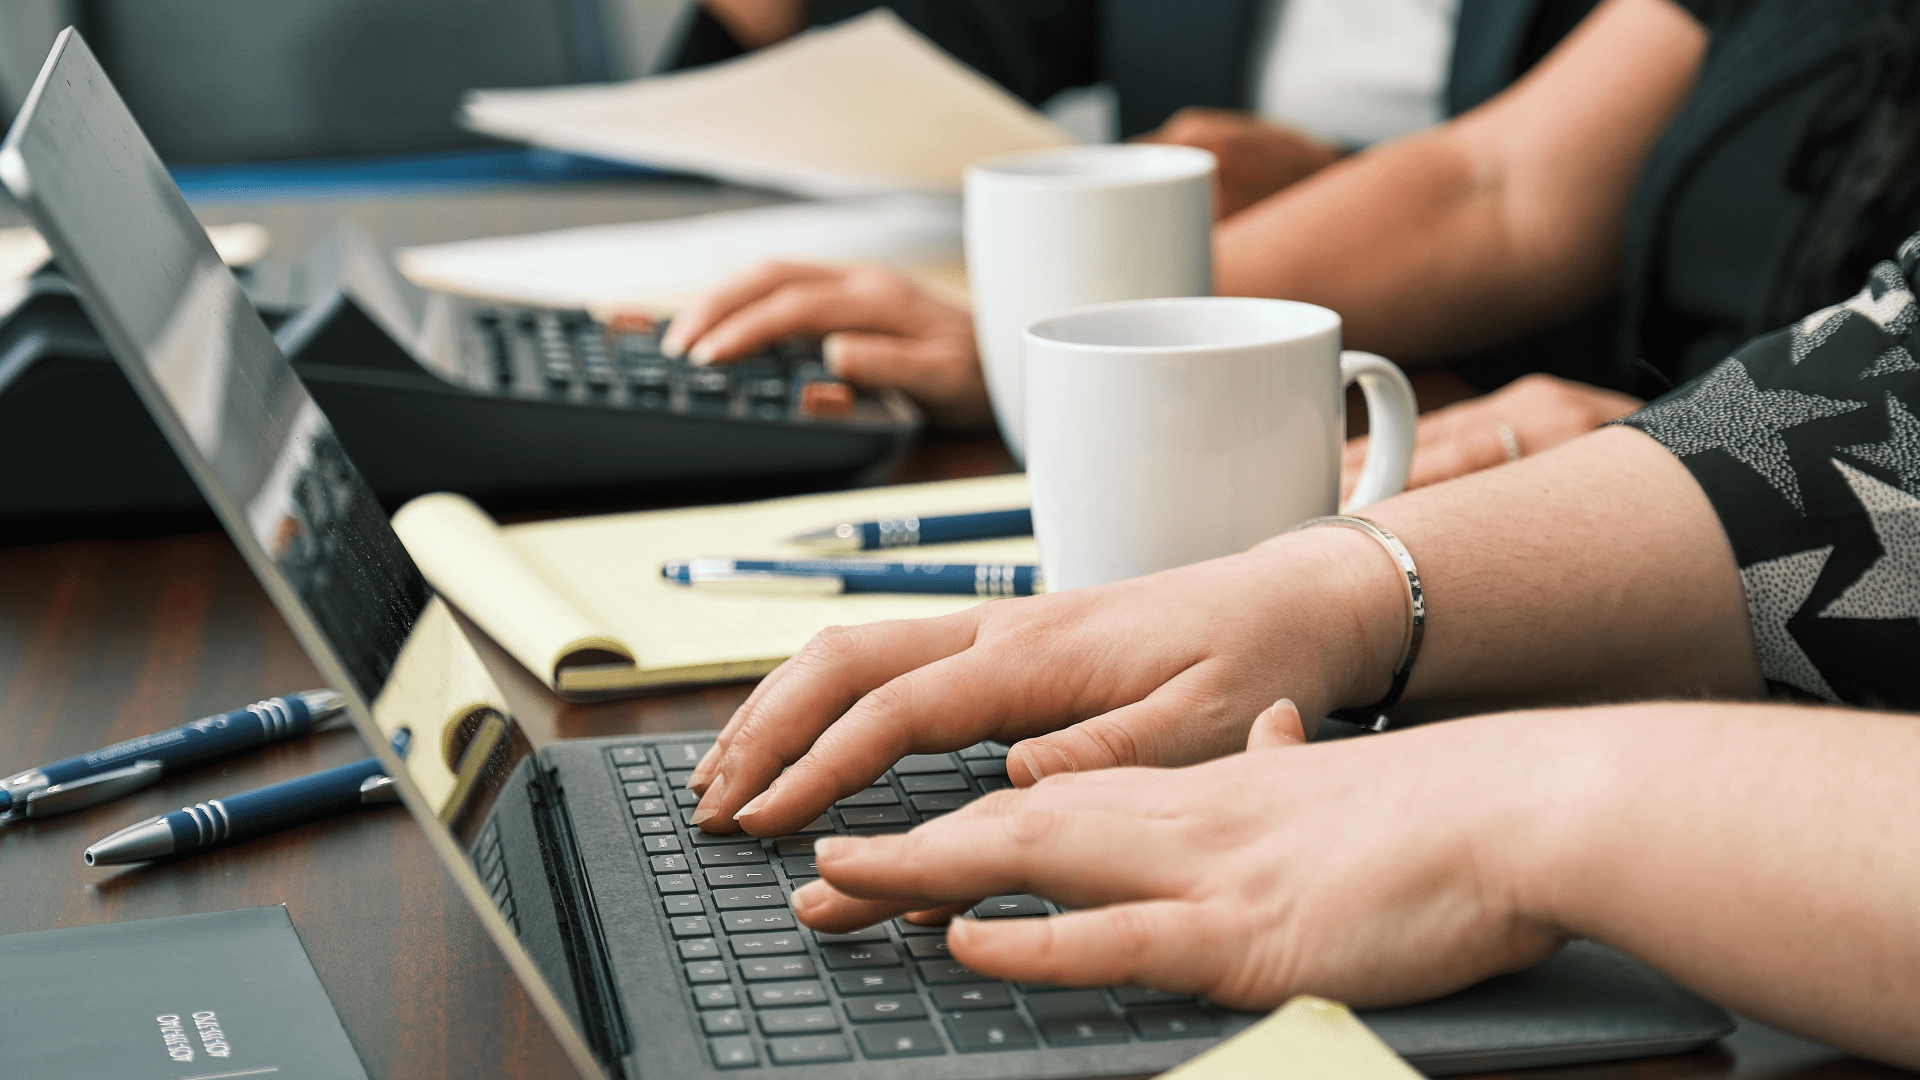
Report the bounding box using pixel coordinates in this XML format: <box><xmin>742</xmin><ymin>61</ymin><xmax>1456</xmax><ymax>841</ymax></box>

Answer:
<box><xmin>791</xmin><ymin>701</ymin><xmax>1564</xmax><ymax>1009</ymax></box>
<box><xmin>1135</xmin><ymin>107</ymin><xmax>1345</xmax><ymax>219</ymax></box>
<box><xmin>659</xmin><ymin>261</ymin><xmax>992</xmax><ymax>427</ymax></box>
<box><xmin>1342</xmin><ymin>374</ymin><xmax>1642</xmax><ymax>502</ymax></box>
<box><xmin>686</xmin><ymin>528</ymin><xmax>1409</xmax><ymax>837</ymax></box>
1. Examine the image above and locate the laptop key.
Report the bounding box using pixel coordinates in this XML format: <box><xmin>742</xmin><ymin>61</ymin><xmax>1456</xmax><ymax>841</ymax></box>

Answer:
<box><xmin>821</xmin><ymin>943</ymin><xmax>901</xmax><ymax>969</ymax></box>
<box><xmin>796</xmin><ymin>813</ymin><xmax>834</xmax><ymax>833</ymax></box>
<box><xmin>616</xmin><ymin>764</ymin><xmax>655</xmax><ymax>781</ymax></box>
<box><xmin>705</xmin><ymin>867</ymin><xmax>777</xmax><ymax>889</ymax></box>
<box><xmin>674</xmin><ymin>788</ymin><xmax>702</xmax><ymax>807</ymax></box>
<box><xmin>844</xmin><ymin>995</ymin><xmax>926</xmax><ymax>1022</ymax></box>
<box><xmin>1027</xmin><ymin>991</ymin><xmax>1128</xmax><ymax>1046</ymax></box>
<box><xmin>642</xmin><ymin>834</ymin><xmax>683</xmax><ymax>854</ymax></box>
<box><xmin>972</xmin><ymin>894</ymin><xmax>1047</xmax><ymax>918</ymax></box>
<box><xmin>835</xmin><ymin>969</ymin><xmax>914</xmax><ymax>995</ymax></box>
<box><xmin>813</xmin><ymin>926</ymin><xmax>887</xmax><ymax>944</ymax></box>
<box><xmin>698</xmin><ymin>845</ymin><xmax>769</xmax><ymax>867</ymax></box>
<box><xmin>624</xmin><ymin>781</ymin><xmax>662</xmax><ymax>798</ymax></box>
<box><xmin>685</xmin><ymin>960</ymin><xmax>729</xmax><ymax>983</ymax></box>
<box><xmin>957</xmin><ymin>743</ymin><xmax>994</xmax><ymax>759</ymax></box>
<box><xmin>918</xmin><ymin>960</ymin><xmax>990</xmax><ymax>984</ymax></box>
<box><xmin>892</xmin><ymin>754</ymin><xmax>957</xmax><ymax>774</ymax></box>
<box><xmin>701</xmin><ymin>1009</ymin><xmax>747</xmax><ymax>1034</ymax></box>
<box><xmin>693</xmin><ymin>984</ymin><xmax>738</xmax><ymax>1008</ymax></box>
<box><xmin>708</xmin><ymin>1035</ymin><xmax>757</xmax><ymax>1069</ymax></box>
<box><xmin>835</xmin><ymin>787</ymin><xmax>900</xmax><ymax>807</ymax></box>
<box><xmin>667</xmin><ymin>769</ymin><xmax>696</xmax><ymax>789</ymax></box>
<box><xmin>932</xmin><ymin>984</ymin><xmax>1014</xmax><ymax>1010</ymax></box>
<box><xmin>905</xmin><ymin>936</ymin><xmax>950</xmax><ymax>959</ymax></box>
<box><xmin>635</xmin><ymin>816</ymin><xmax>675</xmax><ymax>834</ymax></box>
<box><xmin>1128</xmin><ymin>1004</ymin><xmax>1217</xmax><ymax>1040</ymax></box>
<box><xmin>655</xmin><ymin>743</ymin><xmax>709</xmax><ymax>770</ymax></box>
<box><xmin>894</xmin><ymin>918</ymin><xmax>947</xmax><ymax>935</ymax></box>
<box><xmin>977</xmin><ymin>776</ymin><xmax>1011</xmax><ymax>792</ymax></box>
<box><xmin>911</xmin><ymin>792</ymin><xmax>976</xmax><ymax>812</ymax></box>
<box><xmin>748</xmin><ymin>980</ymin><xmax>826</xmax><ymax>1007</ymax></box>
<box><xmin>773</xmin><ymin>836</ymin><xmax>817</xmax><ymax>856</ymax></box>
<box><xmin>730</xmin><ymin>931</ymin><xmax>807</xmax><ymax>956</ymax></box>
<box><xmin>678</xmin><ymin>938</ymin><xmax>721</xmax><ymax>960</ymax></box>
<box><xmin>965</xmin><ymin>758</ymin><xmax>1010</xmax><ymax>779</ymax></box>
<box><xmin>766</xmin><ymin>1034</ymin><xmax>850</xmax><ymax>1065</ymax></box>
<box><xmin>720</xmin><ymin>908</ymin><xmax>796</xmax><ymax>933</ymax></box>
<box><xmin>671</xmin><ymin>916</ymin><xmax>713</xmax><ymax>938</ymax></box>
<box><xmin>780</xmin><ymin>854</ymin><xmax>819</xmax><ymax>877</ymax></box>
<box><xmin>657</xmin><ymin>873</ymin><xmax>697</xmax><ymax>894</ymax></box>
<box><xmin>630</xmin><ymin>798</ymin><xmax>667</xmax><ymax>816</ymax></box>
<box><xmin>900</xmin><ymin>773</ymin><xmax>969</xmax><ymax>794</ymax></box>
<box><xmin>741</xmin><ymin>956</ymin><xmax>817</xmax><ymax>981</ymax></box>
<box><xmin>1111</xmin><ymin>986</ymin><xmax>1196</xmax><ymax>1006</ymax></box>
<box><xmin>942</xmin><ymin>1010</ymin><xmax>1036</xmax><ymax>1051</ymax></box>
<box><xmin>690</xmin><ymin>828</ymin><xmax>750</xmax><ymax>846</ymax></box>
<box><xmin>650</xmin><ymin>854</ymin><xmax>690</xmax><ymax>873</ymax></box>
<box><xmin>712</xmin><ymin>885</ymin><xmax>787</xmax><ymax>909</ymax></box>
<box><xmin>855</xmin><ymin>1020</ymin><xmax>945</xmax><ymax>1058</ymax></box>
<box><xmin>840</xmin><ymin>805</ymin><xmax>910</xmax><ymax>827</ymax></box>
<box><xmin>759</xmin><ymin>1007</ymin><xmax>840</xmax><ymax>1034</ymax></box>
<box><xmin>664</xmin><ymin>895</ymin><xmax>705</xmax><ymax>916</ymax></box>
<box><xmin>609</xmin><ymin>746</ymin><xmax>649</xmax><ymax>765</ymax></box>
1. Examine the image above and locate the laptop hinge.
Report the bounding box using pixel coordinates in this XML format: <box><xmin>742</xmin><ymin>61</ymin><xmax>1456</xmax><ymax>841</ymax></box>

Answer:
<box><xmin>528</xmin><ymin>767</ymin><xmax>633</xmax><ymax>1078</ymax></box>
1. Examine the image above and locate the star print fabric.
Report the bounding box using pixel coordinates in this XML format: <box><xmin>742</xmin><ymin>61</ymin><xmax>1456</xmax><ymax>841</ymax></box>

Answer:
<box><xmin>1619</xmin><ymin>232</ymin><xmax>1920</xmax><ymax>708</ymax></box>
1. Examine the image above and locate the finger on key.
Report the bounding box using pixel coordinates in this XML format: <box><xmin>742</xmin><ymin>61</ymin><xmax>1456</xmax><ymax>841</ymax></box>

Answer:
<box><xmin>697</xmin><ymin>615</ymin><xmax>981</xmax><ymax>832</ymax></box>
<box><xmin>793</xmin><ymin>806</ymin><xmax>1187</xmax><ymax>926</ymax></box>
<box><xmin>732</xmin><ymin>644</ymin><xmax>1032</xmax><ymax>836</ymax></box>
<box><xmin>690</xmin><ymin>652</ymin><xmax>803</xmax><ymax>793</ymax></box>
<box><xmin>945</xmin><ymin>901</ymin><xmax>1241</xmax><ymax>998</ymax></box>
<box><xmin>660</xmin><ymin>261</ymin><xmax>835</xmax><ymax>358</ymax></box>
<box><xmin>687</xmin><ymin>279</ymin><xmax>901</xmax><ymax>366</ymax></box>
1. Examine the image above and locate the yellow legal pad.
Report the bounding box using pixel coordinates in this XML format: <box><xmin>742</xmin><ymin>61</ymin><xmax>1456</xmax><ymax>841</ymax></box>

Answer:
<box><xmin>1156</xmin><ymin>997</ymin><xmax>1421</xmax><ymax>1080</ymax></box>
<box><xmin>391</xmin><ymin>474</ymin><xmax>1034</xmax><ymax>698</ymax></box>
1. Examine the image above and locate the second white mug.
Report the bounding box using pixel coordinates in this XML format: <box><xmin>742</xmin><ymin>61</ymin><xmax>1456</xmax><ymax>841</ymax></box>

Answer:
<box><xmin>1023</xmin><ymin>296</ymin><xmax>1418</xmax><ymax>592</ymax></box>
<box><xmin>965</xmin><ymin>144</ymin><xmax>1215</xmax><ymax>463</ymax></box>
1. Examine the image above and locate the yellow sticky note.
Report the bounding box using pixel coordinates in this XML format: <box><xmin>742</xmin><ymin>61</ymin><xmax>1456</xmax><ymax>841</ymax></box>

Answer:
<box><xmin>1156</xmin><ymin>996</ymin><xmax>1422</xmax><ymax>1080</ymax></box>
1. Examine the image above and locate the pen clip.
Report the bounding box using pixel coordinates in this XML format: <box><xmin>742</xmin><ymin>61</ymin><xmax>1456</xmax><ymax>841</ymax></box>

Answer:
<box><xmin>687</xmin><ymin>569</ymin><xmax>846</xmax><ymax>596</ymax></box>
<box><xmin>25</xmin><ymin>759</ymin><xmax>164</xmax><ymax>817</ymax></box>
<box><xmin>359</xmin><ymin>774</ymin><xmax>399</xmax><ymax>805</ymax></box>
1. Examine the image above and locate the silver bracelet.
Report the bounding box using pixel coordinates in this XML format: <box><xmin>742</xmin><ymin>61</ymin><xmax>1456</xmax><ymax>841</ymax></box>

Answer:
<box><xmin>1292</xmin><ymin>515</ymin><xmax>1425</xmax><ymax>728</ymax></box>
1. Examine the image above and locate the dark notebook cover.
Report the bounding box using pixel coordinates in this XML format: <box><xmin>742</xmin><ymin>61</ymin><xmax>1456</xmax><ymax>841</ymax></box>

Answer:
<box><xmin>0</xmin><ymin>904</ymin><xmax>368</xmax><ymax>1079</ymax></box>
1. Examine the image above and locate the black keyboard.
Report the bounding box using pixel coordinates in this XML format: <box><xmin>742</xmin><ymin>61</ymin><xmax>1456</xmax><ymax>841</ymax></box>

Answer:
<box><xmin>606</xmin><ymin>741</ymin><xmax>1223</xmax><ymax>1069</ymax></box>
<box><xmin>456</xmin><ymin>305</ymin><xmax>902</xmax><ymax>430</ymax></box>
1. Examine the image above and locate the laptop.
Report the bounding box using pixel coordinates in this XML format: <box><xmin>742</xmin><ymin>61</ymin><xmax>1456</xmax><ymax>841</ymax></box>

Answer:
<box><xmin>0</xmin><ymin>30</ymin><xmax>1735</xmax><ymax>1080</ymax></box>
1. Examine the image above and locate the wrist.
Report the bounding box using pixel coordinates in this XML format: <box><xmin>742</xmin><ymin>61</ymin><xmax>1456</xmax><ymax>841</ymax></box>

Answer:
<box><xmin>1249</xmin><ymin>525</ymin><xmax>1414</xmax><ymax>720</ymax></box>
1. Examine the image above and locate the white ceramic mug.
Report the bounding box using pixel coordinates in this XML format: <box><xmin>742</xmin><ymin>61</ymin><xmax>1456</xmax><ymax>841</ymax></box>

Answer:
<box><xmin>965</xmin><ymin>144</ymin><xmax>1215</xmax><ymax>463</ymax></box>
<box><xmin>1023</xmin><ymin>296</ymin><xmax>1418</xmax><ymax>592</ymax></box>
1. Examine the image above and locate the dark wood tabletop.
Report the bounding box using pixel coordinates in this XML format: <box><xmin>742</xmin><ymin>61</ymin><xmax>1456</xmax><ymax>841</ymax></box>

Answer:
<box><xmin>0</xmin><ymin>428</ymin><xmax>1905</xmax><ymax>1080</ymax></box>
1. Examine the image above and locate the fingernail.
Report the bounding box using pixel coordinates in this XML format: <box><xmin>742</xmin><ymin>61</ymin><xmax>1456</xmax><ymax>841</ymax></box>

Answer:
<box><xmin>792</xmin><ymin>881</ymin><xmax>827</xmax><ymax>912</ymax></box>
<box><xmin>1011</xmin><ymin>741</ymin><xmax>1073</xmax><ymax>781</ymax></box>
<box><xmin>689</xmin><ymin>807</ymin><xmax>717</xmax><ymax>826</ymax></box>
<box><xmin>688</xmin><ymin>341</ymin><xmax>716</xmax><ymax>366</ymax></box>
<box><xmin>822</xmin><ymin>333</ymin><xmax>847</xmax><ymax>376</ymax></box>
<box><xmin>812</xmin><ymin>836</ymin><xmax>848</xmax><ymax>862</ymax></box>
<box><xmin>734</xmin><ymin>782</ymin><xmax>776</xmax><ymax>821</ymax></box>
<box><xmin>692</xmin><ymin>742</ymin><xmax>721</xmax><ymax>779</ymax></box>
<box><xmin>659</xmin><ymin>328</ymin><xmax>687</xmax><ymax>358</ymax></box>
<box><xmin>692</xmin><ymin>767</ymin><xmax>725</xmax><ymax>802</ymax></box>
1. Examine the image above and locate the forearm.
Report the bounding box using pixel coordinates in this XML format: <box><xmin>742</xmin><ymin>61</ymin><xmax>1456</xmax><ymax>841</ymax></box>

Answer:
<box><xmin>1516</xmin><ymin>703</ymin><xmax>1920</xmax><ymax>1065</ymax></box>
<box><xmin>1271</xmin><ymin>425</ymin><xmax>1763</xmax><ymax>714</ymax></box>
<box><xmin>1215</xmin><ymin>0</ymin><xmax>1704</xmax><ymax>364</ymax></box>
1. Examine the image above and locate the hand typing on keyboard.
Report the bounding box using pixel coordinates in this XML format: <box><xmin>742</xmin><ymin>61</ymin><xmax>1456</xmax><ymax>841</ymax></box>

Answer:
<box><xmin>685</xmin><ymin>526</ymin><xmax>1402</xmax><ymax>837</ymax></box>
<box><xmin>659</xmin><ymin>261</ymin><xmax>993</xmax><ymax>428</ymax></box>
<box><xmin>783</xmin><ymin>700</ymin><xmax>1566</xmax><ymax>1012</ymax></box>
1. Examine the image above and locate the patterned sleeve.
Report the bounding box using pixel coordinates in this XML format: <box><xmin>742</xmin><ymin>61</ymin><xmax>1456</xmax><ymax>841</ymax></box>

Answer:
<box><xmin>1616</xmin><ymin>233</ymin><xmax>1920</xmax><ymax>709</ymax></box>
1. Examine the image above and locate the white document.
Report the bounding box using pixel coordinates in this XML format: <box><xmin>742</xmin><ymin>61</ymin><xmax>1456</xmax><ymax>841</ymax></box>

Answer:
<box><xmin>459</xmin><ymin>10</ymin><xmax>1076</xmax><ymax>199</ymax></box>
<box><xmin>396</xmin><ymin>194</ymin><xmax>967</xmax><ymax>314</ymax></box>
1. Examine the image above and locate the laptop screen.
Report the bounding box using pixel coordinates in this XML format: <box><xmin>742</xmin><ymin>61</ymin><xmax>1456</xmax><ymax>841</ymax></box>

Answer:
<box><xmin>0</xmin><ymin>29</ymin><xmax>608</xmax><ymax>1080</ymax></box>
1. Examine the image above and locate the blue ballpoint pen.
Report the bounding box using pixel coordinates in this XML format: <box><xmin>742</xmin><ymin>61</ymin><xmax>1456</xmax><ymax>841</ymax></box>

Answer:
<box><xmin>0</xmin><ymin>689</ymin><xmax>346</xmax><ymax>819</ymax></box>
<box><xmin>82</xmin><ymin>729</ymin><xmax>411</xmax><ymax>866</ymax></box>
<box><xmin>787</xmin><ymin>508</ymin><xmax>1032</xmax><ymax>551</ymax></box>
<box><xmin>661</xmin><ymin>557</ymin><xmax>1043</xmax><ymax>597</ymax></box>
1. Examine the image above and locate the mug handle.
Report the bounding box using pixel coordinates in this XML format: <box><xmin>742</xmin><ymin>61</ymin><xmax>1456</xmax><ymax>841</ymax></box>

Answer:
<box><xmin>1339</xmin><ymin>351</ymin><xmax>1417</xmax><ymax>510</ymax></box>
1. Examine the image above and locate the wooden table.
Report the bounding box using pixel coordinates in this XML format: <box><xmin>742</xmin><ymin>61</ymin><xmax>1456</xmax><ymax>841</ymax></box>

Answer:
<box><xmin>0</xmin><ymin>428</ymin><xmax>1905</xmax><ymax>1080</ymax></box>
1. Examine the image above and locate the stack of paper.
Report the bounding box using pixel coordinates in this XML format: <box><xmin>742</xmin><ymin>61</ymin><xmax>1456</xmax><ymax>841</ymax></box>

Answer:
<box><xmin>397</xmin><ymin>195</ymin><xmax>967</xmax><ymax>314</ymax></box>
<box><xmin>459</xmin><ymin>10</ymin><xmax>1076</xmax><ymax>199</ymax></box>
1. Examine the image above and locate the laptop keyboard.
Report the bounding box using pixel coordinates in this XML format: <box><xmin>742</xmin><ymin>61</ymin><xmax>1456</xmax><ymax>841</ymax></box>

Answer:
<box><xmin>608</xmin><ymin>741</ymin><xmax>1222</xmax><ymax>1069</ymax></box>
